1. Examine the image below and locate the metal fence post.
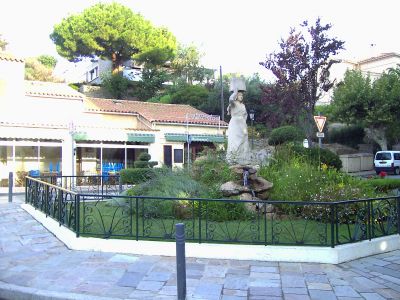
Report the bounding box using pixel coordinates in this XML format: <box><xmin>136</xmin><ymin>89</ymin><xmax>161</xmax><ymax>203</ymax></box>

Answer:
<box><xmin>8</xmin><ymin>172</ymin><xmax>13</xmax><ymax>203</ymax></box>
<box><xmin>176</xmin><ymin>223</ymin><xmax>186</xmax><ymax>300</ymax></box>
<box><xmin>119</xmin><ymin>175</ymin><xmax>122</xmax><ymax>194</ymax></box>
<box><xmin>330</xmin><ymin>204</ymin><xmax>335</xmax><ymax>248</ymax></box>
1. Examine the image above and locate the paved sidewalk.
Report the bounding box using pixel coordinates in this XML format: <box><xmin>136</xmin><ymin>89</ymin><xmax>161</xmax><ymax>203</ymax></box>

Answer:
<box><xmin>1</xmin><ymin>197</ymin><xmax>400</xmax><ymax>299</ymax></box>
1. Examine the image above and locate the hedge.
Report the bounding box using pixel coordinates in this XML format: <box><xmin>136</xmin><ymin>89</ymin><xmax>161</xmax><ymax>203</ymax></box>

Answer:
<box><xmin>120</xmin><ymin>168</ymin><xmax>156</xmax><ymax>184</ymax></box>
<box><xmin>268</xmin><ymin>126</ymin><xmax>305</xmax><ymax>145</ymax></box>
<box><xmin>292</xmin><ymin>144</ymin><xmax>343</xmax><ymax>170</ymax></box>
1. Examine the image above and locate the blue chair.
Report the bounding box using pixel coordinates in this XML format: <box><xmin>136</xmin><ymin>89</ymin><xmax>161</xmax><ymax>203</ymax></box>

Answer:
<box><xmin>49</xmin><ymin>162</ymin><xmax>53</xmax><ymax>173</ymax></box>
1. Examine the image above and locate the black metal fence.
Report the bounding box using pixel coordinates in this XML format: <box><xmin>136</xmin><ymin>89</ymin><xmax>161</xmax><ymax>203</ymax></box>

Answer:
<box><xmin>25</xmin><ymin>176</ymin><xmax>400</xmax><ymax>247</ymax></box>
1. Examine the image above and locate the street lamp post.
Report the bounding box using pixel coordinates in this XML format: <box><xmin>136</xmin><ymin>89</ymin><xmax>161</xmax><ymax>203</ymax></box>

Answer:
<box><xmin>249</xmin><ymin>109</ymin><xmax>255</xmax><ymax>149</ymax></box>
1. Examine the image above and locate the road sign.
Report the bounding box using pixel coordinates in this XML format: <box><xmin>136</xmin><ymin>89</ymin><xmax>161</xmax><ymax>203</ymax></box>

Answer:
<box><xmin>316</xmin><ymin>132</ymin><xmax>325</xmax><ymax>138</ymax></box>
<box><xmin>314</xmin><ymin>116</ymin><xmax>327</xmax><ymax>132</ymax></box>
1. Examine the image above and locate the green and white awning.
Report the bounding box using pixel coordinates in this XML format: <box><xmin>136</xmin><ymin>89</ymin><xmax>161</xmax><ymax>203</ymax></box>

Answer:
<box><xmin>73</xmin><ymin>131</ymin><xmax>154</xmax><ymax>143</ymax></box>
<box><xmin>164</xmin><ymin>133</ymin><xmax>225</xmax><ymax>143</ymax></box>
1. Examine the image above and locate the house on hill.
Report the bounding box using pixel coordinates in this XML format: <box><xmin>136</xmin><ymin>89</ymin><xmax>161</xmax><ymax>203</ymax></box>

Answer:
<box><xmin>0</xmin><ymin>53</ymin><xmax>227</xmax><ymax>188</ymax></box>
<box><xmin>318</xmin><ymin>52</ymin><xmax>400</xmax><ymax>105</ymax></box>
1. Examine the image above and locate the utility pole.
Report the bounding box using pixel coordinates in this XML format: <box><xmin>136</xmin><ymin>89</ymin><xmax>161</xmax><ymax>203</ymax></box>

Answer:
<box><xmin>220</xmin><ymin>65</ymin><xmax>224</xmax><ymax>122</ymax></box>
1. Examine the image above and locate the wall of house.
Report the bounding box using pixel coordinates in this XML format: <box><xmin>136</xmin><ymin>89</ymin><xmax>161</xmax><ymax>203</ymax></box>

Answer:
<box><xmin>359</xmin><ymin>56</ymin><xmax>400</xmax><ymax>80</ymax></box>
<box><xmin>0</xmin><ymin>58</ymin><xmax>25</xmax><ymax>115</ymax></box>
<box><xmin>154</xmin><ymin>123</ymin><xmax>226</xmax><ymax>136</ymax></box>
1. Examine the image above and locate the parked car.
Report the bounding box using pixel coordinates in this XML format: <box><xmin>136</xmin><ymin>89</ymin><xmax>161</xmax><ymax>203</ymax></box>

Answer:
<box><xmin>374</xmin><ymin>151</ymin><xmax>400</xmax><ymax>175</ymax></box>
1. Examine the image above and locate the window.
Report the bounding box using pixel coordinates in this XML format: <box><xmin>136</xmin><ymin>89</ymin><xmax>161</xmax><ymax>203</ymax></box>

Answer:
<box><xmin>394</xmin><ymin>153</ymin><xmax>400</xmax><ymax>160</ymax></box>
<box><xmin>174</xmin><ymin>149</ymin><xmax>183</xmax><ymax>163</ymax></box>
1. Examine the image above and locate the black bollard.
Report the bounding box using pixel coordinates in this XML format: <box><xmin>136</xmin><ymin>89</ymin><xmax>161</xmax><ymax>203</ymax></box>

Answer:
<box><xmin>176</xmin><ymin>223</ymin><xmax>186</xmax><ymax>300</ymax></box>
<box><xmin>8</xmin><ymin>172</ymin><xmax>13</xmax><ymax>203</ymax></box>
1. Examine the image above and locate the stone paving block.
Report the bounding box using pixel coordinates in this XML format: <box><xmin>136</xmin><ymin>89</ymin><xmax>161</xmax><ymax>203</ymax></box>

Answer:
<box><xmin>144</xmin><ymin>271</ymin><xmax>171</xmax><ymax>282</ymax></box>
<box><xmin>136</xmin><ymin>280</ymin><xmax>165</xmax><ymax>291</ymax></box>
<box><xmin>281</xmin><ymin>275</ymin><xmax>306</xmax><ymax>288</ymax></box>
<box><xmin>360</xmin><ymin>292</ymin><xmax>387</xmax><ymax>300</ymax></box>
<box><xmin>193</xmin><ymin>282</ymin><xmax>223</xmax><ymax>298</ymax></box>
<box><xmin>159</xmin><ymin>285</ymin><xmax>177</xmax><ymax>296</ymax></box>
<box><xmin>307</xmin><ymin>282</ymin><xmax>332</xmax><ymax>290</ymax></box>
<box><xmin>109</xmin><ymin>254</ymin><xmax>139</xmax><ymax>263</ymax></box>
<box><xmin>224</xmin><ymin>275</ymin><xmax>249</xmax><ymax>290</ymax></box>
<box><xmin>249</xmin><ymin>286</ymin><xmax>282</xmax><ymax>297</ymax></box>
<box><xmin>248</xmin><ymin>296</ymin><xmax>282</xmax><ymax>300</ymax></box>
<box><xmin>282</xmin><ymin>287</ymin><xmax>308</xmax><ymax>294</ymax></box>
<box><xmin>250</xmin><ymin>271</ymin><xmax>280</xmax><ymax>279</ymax></box>
<box><xmin>381</xmin><ymin>281</ymin><xmax>400</xmax><ymax>293</ymax></box>
<box><xmin>223</xmin><ymin>288</ymin><xmax>247</xmax><ymax>297</ymax></box>
<box><xmin>226</xmin><ymin>268</ymin><xmax>250</xmax><ymax>275</ymax></box>
<box><xmin>379</xmin><ymin>274</ymin><xmax>400</xmax><ymax>285</ymax></box>
<box><xmin>284</xmin><ymin>294</ymin><xmax>311</xmax><ymax>300</ymax></box>
<box><xmin>375</xmin><ymin>288</ymin><xmax>400</xmax><ymax>299</ymax></box>
<box><xmin>204</xmin><ymin>265</ymin><xmax>227</xmax><ymax>277</ymax></box>
<box><xmin>221</xmin><ymin>296</ymin><xmax>247</xmax><ymax>300</ymax></box>
<box><xmin>249</xmin><ymin>278</ymin><xmax>281</xmax><ymax>288</ymax></box>
<box><xmin>117</xmin><ymin>272</ymin><xmax>145</xmax><ymax>288</ymax></box>
<box><xmin>127</xmin><ymin>261</ymin><xmax>154</xmax><ymax>273</ymax></box>
<box><xmin>309</xmin><ymin>289</ymin><xmax>337</xmax><ymax>300</ymax></box>
<box><xmin>305</xmin><ymin>273</ymin><xmax>329</xmax><ymax>283</ymax></box>
<box><xmin>250</xmin><ymin>266</ymin><xmax>279</xmax><ymax>273</ymax></box>
<box><xmin>333</xmin><ymin>285</ymin><xmax>360</xmax><ymax>297</ymax></box>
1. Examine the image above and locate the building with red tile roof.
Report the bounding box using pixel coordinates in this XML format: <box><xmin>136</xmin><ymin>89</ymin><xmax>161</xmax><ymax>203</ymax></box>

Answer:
<box><xmin>0</xmin><ymin>55</ymin><xmax>227</xmax><ymax>187</ymax></box>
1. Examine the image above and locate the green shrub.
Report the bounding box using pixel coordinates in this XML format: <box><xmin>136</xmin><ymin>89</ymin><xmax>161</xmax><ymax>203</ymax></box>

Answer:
<box><xmin>291</xmin><ymin>145</ymin><xmax>343</xmax><ymax>170</ymax></box>
<box><xmin>138</xmin><ymin>152</ymin><xmax>151</xmax><ymax>161</ymax></box>
<box><xmin>268</xmin><ymin>126</ymin><xmax>305</xmax><ymax>145</ymax></box>
<box><xmin>327</xmin><ymin>125</ymin><xmax>365</xmax><ymax>149</ymax></box>
<box><xmin>259</xmin><ymin>145</ymin><xmax>379</xmax><ymax>202</ymax></box>
<box><xmin>120</xmin><ymin>168</ymin><xmax>156</xmax><ymax>184</ymax></box>
<box><xmin>359</xmin><ymin>178</ymin><xmax>400</xmax><ymax>193</ymax></box>
<box><xmin>133</xmin><ymin>152</ymin><xmax>156</xmax><ymax>168</ymax></box>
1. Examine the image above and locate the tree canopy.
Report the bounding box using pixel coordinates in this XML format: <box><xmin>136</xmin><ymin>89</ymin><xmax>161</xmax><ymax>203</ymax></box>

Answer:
<box><xmin>260</xmin><ymin>18</ymin><xmax>344</xmax><ymax>143</ymax></box>
<box><xmin>25</xmin><ymin>57</ymin><xmax>61</xmax><ymax>82</ymax></box>
<box><xmin>331</xmin><ymin>68</ymin><xmax>400</xmax><ymax>150</ymax></box>
<box><xmin>50</xmin><ymin>2</ymin><xmax>177</xmax><ymax>73</ymax></box>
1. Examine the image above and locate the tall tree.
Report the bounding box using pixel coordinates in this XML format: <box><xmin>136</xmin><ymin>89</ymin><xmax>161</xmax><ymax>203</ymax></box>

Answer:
<box><xmin>332</xmin><ymin>68</ymin><xmax>400</xmax><ymax>150</ymax></box>
<box><xmin>50</xmin><ymin>2</ymin><xmax>177</xmax><ymax>73</ymax></box>
<box><xmin>171</xmin><ymin>44</ymin><xmax>213</xmax><ymax>85</ymax></box>
<box><xmin>260</xmin><ymin>18</ymin><xmax>344</xmax><ymax>144</ymax></box>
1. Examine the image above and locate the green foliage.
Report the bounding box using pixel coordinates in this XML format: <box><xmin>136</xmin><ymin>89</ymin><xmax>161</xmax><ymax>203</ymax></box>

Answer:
<box><xmin>331</xmin><ymin>68</ymin><xmax>400</xmax><ymax>150</ymax></box>
<box><xmin>192</xmin><ymin>148</ymin><xmax>237</xmax><ymax>198</ymax></box>
<box><xmin>359</xmin><ymin>178</ymin><xmax>400</xmax><ymax>193</ymax></box>
<box><xmin>259</xmin><ymin>145</ymin><xmax>379</xmax><ymax>201</ymax></box>
<box><xmin>314</xmin><ymin>104</ymin><xmax>336</xmax><ymax>121</ymax></box>
<box><xmin>291</xmin><ymin>144</ymin><xmax>342</xmax><ymax>170</ymax></box>
<box><xmin>68</xmin><ymin>83</ymin><xmax>80</xmax><ymax>91</ymax></box>
<box><xmin>25</xmin><ymin>58</ymin><xmax>61</xmax><ymax>82</ymax></box>
<box><xmin>37</xmin><ymin>55</ymin><xmax>57</xmax><ymax>68</ymax></box>
<box><xmin>101</xmin><ymin>72</ymin><xmax>130</xmax><ymax>99</ymax></box>
<box><xmin>170</xmin><ymin>85</ymin><xmax>208</xmax><ymax>108</ymax></box>
<box><xmin>138</xmin><ymin>152</ymin><xmax>151</xmax><ymax>161</ymax></box>
<box><xmin>268</xmin><ymin>126</ymin><xmax>305</xmax><ymax>145</ymax></box>
<box><xmin>134</xmin><ymin>67</ymin><xmax>169</xmax><ymax>100</ymax></box>
<box><xmin>120</xmin><ymin>168</ymin><xmax>156</xmax><ymax>184</ymax></box>
<box><xmin>133</xmin><ymin>152</ymin><xmax>155</xmax><ymax>168</ymax></box>
<box><xmin>50</xmin><ymin>2</ymin><xmax>177</xmax><ymax>72</ymax></box>
<box><xmin>327</xmin><ymin>125</ymin><xmax>365</xmax><ymax>149</ymax></box>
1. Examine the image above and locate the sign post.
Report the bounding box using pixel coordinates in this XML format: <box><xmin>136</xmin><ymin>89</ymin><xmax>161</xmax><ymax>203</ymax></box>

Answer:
<box><xmin>314</xmin><ymin>115</ymin><xmax>327</xmax><ymax>148</ymax></box>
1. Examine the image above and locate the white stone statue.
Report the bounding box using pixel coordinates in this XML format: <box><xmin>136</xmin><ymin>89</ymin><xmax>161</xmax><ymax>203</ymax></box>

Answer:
<box><xmin>226</xmin><ymin>77</ymin><xmax>250</xmax><ymax>165</ymax></box>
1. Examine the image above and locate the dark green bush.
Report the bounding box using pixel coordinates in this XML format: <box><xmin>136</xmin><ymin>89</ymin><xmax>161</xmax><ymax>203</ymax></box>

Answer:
<box><xmin>134</xmin><ymin>161</ymin><xmax>149</xmax><ymax>168</ymax></box>
<box><xmin>268</xmin><ymin>126</ymin><xmax>305</xmax><ymax>145</ymax></box>
<box><xmin>138</xmin><ymin>152</ymin><xmax>151</xmax><ymax>161</ymax></box>
<box><xmin>327</xmin><ymin>125</ymin><xmax>365</xmax><ymax>149</ymax></box>
<box><xmin>120</xmin><ymin>168</ymin><xmax>156</xmax><ymax>184</ymax></box>
<box><xmin>291</xmin><ymin>145</ymin><xmax>343</xmax><ymax>170</ymax></box>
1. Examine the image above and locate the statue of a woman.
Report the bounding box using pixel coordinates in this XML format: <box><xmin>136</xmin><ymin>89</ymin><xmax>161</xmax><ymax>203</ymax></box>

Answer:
<box><xmin>226</xmin><ymin>87</ymin><xmax>250</xmax><ymax>165</ymax></box>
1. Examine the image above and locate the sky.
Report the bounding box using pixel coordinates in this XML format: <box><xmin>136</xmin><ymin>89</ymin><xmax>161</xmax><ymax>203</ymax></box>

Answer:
<box><xmin>1</xmin><ymin>0</ymin><xmax>399</xmax><ymax>81</ymax></box>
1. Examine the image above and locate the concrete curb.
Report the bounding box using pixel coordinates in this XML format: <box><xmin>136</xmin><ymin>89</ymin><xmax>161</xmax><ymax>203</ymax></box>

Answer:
<box><xmin>0</xmin><ymin>281</ymin><xmax>123</xmax><ymax>300</ymax></box>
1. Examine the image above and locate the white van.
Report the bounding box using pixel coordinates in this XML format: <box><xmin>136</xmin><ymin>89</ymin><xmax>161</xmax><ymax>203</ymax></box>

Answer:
<box><xmin>374</xmin><ymin>151</ymin><xmax>400</xmax><ymax>175</ymax></box>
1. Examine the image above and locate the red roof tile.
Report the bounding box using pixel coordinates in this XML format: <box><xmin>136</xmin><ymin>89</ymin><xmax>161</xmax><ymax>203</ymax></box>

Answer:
<box><xmin>25</xmin><ymin>81</ymin><xmax>84</xmax><ymax>100</ymax></box>
<box><xmin>85</xmin><ymin>97</ymin><xmax>227</xmax><ymax>126</ymax></box>
<box><xmin>0</xmin><ymin>52</ymin><xmax>24</xmax><ymax>62</ymax></box>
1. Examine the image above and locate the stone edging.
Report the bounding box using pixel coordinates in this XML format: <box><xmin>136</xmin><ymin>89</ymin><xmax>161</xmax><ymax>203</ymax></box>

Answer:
<box><xmin>21</xmin><ymin>204</ymin><xmax>400</xmax><ymax>265</ymax></box>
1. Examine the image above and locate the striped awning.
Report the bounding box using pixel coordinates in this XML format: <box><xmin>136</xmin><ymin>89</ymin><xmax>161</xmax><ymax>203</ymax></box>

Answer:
<box><xmin>164</xmin><ymin>133</ymin><xmax>225</xmax><ymax>143</ymax></box>
<box><xmin>73</xmin><ymin>131</ymin><xmax>154</xmax><ymax>143</ymax></box>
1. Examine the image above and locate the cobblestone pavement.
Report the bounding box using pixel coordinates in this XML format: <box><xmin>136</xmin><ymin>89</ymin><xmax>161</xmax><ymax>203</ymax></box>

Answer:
<box><xmin>1</xmin><ymin>197</ymin><xmax>400</xmax><ymax>299</ymax></box>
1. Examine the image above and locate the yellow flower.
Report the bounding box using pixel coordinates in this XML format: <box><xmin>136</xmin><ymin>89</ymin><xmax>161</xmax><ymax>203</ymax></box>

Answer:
<box><xmin>321</xmin><ymin>163</ymin><xmax>328</xmax><ymax>171</ymax></box>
